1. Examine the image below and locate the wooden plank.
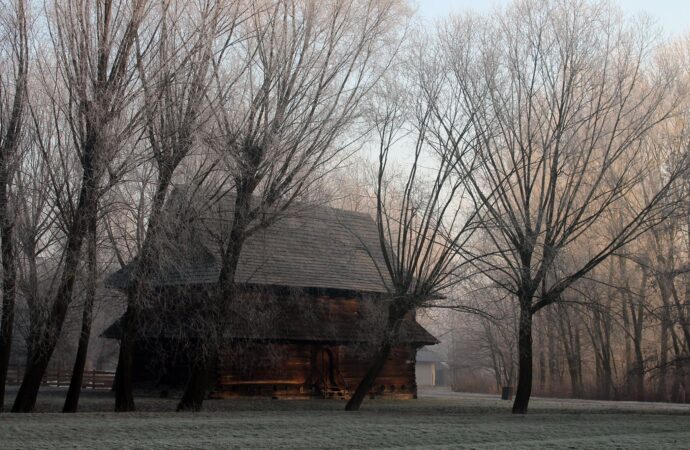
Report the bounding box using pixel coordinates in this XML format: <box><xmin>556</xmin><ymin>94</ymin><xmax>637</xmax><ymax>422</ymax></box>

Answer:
<box><xmin>5</xmin><ymin>368</ymin><xmax>115</xmax><ymax>389</ymax></box>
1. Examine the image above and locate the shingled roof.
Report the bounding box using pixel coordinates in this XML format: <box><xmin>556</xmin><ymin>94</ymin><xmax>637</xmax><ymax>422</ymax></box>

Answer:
<box><xmin>107</xmin><ymin>186</ymin><xmax>392</xmax><ymax>294</ymax></box>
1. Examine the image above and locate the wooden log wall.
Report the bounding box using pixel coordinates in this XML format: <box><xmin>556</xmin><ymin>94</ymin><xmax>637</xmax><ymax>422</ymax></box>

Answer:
<box><xmin>213</xmin><ymin>343</ymin><xmax>417</xmax><ymax>400</ymax></box>
<box><xmin>214</xmin><ymin>343</ymin><xmax>312</xmax><ymax>399</ymax></box>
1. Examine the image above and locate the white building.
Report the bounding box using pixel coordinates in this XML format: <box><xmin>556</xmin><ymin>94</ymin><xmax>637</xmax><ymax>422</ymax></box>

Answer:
<box><xmin>415</xmin><ymin>348</ymin><xmax>448</xmax><ymax>387</ymax></box>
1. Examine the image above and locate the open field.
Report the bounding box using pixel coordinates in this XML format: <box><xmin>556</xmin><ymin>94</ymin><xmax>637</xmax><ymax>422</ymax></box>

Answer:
<box><xmin>2</xmin><ymin>387</ymin><xmax>690</xmax><ymax>449</ymax></box>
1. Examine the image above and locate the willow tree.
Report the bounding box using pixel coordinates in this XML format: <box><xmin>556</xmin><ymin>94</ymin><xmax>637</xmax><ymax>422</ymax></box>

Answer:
<box><xmin>442</xmin><ymin>0</ymin><xmax>686</xmax><ymax>414</ymax></box>
<box><xmin>344</xmin><ymin>38</ymin><xmax>487</xmax><ymax>410</ymax></box>
<box><xmin>0</xmin><ymin>0</ymin><xmax>28</xmax><ymax>411</ymax></box>
<box><xmin>112</xmin><ymin>0</ymin><xmax>236</xmax><ymax>413</ymax></box>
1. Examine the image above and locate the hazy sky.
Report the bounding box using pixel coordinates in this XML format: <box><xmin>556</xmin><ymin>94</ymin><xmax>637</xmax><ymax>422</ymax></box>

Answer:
<box><xmin>417</xmin><ymin>0</ymin><xmax>690</xmax><ymax>37</ymax></box>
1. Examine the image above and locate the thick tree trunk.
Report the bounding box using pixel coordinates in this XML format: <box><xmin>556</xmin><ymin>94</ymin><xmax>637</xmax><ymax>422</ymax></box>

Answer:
<box><xmin>345</xmin><ymin>304</ymin><xmax>406</xmax><ymax>412</ymax></box>
<box><xmin>63</xmin><ymin>215</ymin><xmax>97</xmax><ymax>413</ymax></box>
<box><xmin>176</xmin><ymin>357</ymin><xmax>212</xmax><ymax>412</ymax></box>
<box><xmin>621</xmin><ymin>301</ymin><xmax>632</xmax><ymax>372</ymax></box>
<box><xmin>344</xmin><ymin>340</ymin><xmax>393</xmax><ymax>411</ymax></box>
<box><xmin>0</xmin><ymin>181</ymin><xmax>16</xmax><ymax>412</ymax></box>
<box><xmin>566</xmin><ymin>356</ymin><xmax>581</xmax><ymax>398</ymax></box>
<box><xmin>11</xmin><ymin>357</ymin><xmax>50</xmax><ymax>412</ymax></box>
<box><xmin>667</xmin><ymin>326</ymin><xmax>684</xmax><ymax>403</ymax></box>
<box><xmin>176</xmin><ymin>308</ymin><xmax>224</xmax><ymax>411</ymax></box>
<box><xmin>512</xmin><ymin>302</ymin><xmax>533</xmax><ymax>414</ymax></box>
<box><xmin>592</xmin><ymin>305</ymin><xmax>614</xmax><ymax>399</ymax></box>
<box><xmin>114</xmin><ymin>309</ymin><xmax>136</xmax><ymax>411</ymax></box>
<box><xmin>600</xmin><ymin>348</ymin><xmax>614</xmax><ymax>399</ymax></box>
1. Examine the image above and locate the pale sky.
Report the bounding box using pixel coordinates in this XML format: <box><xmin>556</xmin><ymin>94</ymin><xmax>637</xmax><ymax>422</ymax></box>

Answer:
<box><xmin>417</xmin><ymin>0</ymin><xmax>690</xmax><ymax>37</ymax></box>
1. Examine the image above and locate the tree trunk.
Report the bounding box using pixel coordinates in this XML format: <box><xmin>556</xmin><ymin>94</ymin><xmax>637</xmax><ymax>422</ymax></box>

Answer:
<box><xmin>176</xmin><ymin>357</ymin><xmax>213</xmax><ymax>412</ymax></box>
<box><xmin>63</xmin><ymin>214</ymin><xmax>97</xmax><ymax>413</ymax></box>
<box><xmin>667</xmin><ymin>323</ymin><xmax>684</xmax><ymax>403</ymax></box>
<box><xmin>658</xmin><ymin>310</ymin><xmax>669</xmax><ymax>402</ymax></box>
<box><xmin>11</xmin><ymin>356</ymin><xmax>50</xmax><ymax>412</ymax></box>
<box><xmin>573</xmin><ymin>326</ymin><xmax>583</xmax><ymax>398</ymax></box>
<box><xmin>0</xmin><ymin>181</ymin><xmax>16</xmax><ymax>412</ymax></box>
<box><xmin>593</xmin><ymin>305</ymin><xmax>615</xmax><ymax>400</ymax></box>
<box><xmin>601</xmin><ymin>260</ymin><xmax>616</xmax><ymax>399</ymax></box>
<box><xmin>344</xmin><ymin>340</ymin><xmax>393</xmax><ymax>411</ymax></box>
<box><xmin>673</xmin><ymin>359</ymin><xmax>686</xmax><ymax>403</ymax></box>
<box><xmin>600</xmin><ymin>347</ymin><xmax>614</xmax><ymax>399</ymax></box>
<box><xmin>558</xmin><ymin>307</ymin><xmax>583</xmax><ymax>398</ymax></box>
<box><xmin>628</xmin><ymin>278</ymin><xmax>647</xmax><ymax>402</ymax></box>
<box><xmin>619</xmin><ymin>258</ymin><xmax>633</xmax><ymax>374</ymax></box>
<box><xmin>633</xmin><ymin>268</ymin><xmax>648</xmax><ymax>402</ymax></box>
<box><xmin>114</xmin><ymin>309</ymin><xmax>136</xmax><ymax>411</ymax></box>
<box><xmin>345</xmin><ymin>305</ymin><xmax>405</xmax><ymax>411</ymax></box>
<box><xmin>176</xmin><ymin>304</ymin><xmax>225</xmax><ymax>411</ymax></box>
<box><xmin>512</xmin><ymin>301</ymin><xmax>533</xmax><ymax>414</ymax></box>
<box><xmin>669</xmin><ymin>283</ymin><xmax>690</xmax><ymax>358</ymax></box>
<box><xmin>633</xmin><ymin>335</ymin><xmax>645</xmax><ymax>401</ymax></box>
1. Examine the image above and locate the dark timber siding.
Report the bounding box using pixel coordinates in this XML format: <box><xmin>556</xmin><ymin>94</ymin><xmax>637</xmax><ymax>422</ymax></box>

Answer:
<box><xmin>213</xmin><ymin>343</ymin><xmax>417</xmax><ymax>400</ymax></box>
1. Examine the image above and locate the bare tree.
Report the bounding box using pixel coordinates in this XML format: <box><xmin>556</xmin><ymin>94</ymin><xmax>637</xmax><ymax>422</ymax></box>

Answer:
<box><xmin>176</xmin><ymin>0</ymin><xmax>409</xmax><ymax>411</ymax></box>
<box><xmin>112</xmin><ymin>0</ymin><xmax>233</xmax><ymax>412</ymax></box>
<box><xmin>12</xmin><ymin>0</ymin><xmax>147</xmax><ymax>412</ymax></box>
<box><xmin>441</xmin><ymin>0</ymin><xmax>686</xmax><ymax>413</ymax></box>
<box><xmin>0</xmin><ymin>0</ymin><xmax>27</xmax><ymax>411</ymax></box>
<box><xmin>344</xmin><ymin>33</ymin><xmax>485</xmax><ymax>409</ymax></box>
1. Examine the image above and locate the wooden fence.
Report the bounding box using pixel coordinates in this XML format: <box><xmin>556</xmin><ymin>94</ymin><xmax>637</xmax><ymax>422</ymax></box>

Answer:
<box><xmin>6</xmin><ymin>367</ymin><xmax>115</xmax><ymax>390</ymax></box>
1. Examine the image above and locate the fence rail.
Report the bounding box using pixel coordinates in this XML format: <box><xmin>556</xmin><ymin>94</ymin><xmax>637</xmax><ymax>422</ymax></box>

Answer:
<box><xmin>6</xmin><ymin>367</ymin><xmax>115</xmax><ymax>390</ymax></box>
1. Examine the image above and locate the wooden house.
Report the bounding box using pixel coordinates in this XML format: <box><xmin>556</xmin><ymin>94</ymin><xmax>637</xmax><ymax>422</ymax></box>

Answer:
<box><xmin>104</xmin><ymin>188</ymin><xmax>437</xmax><ymax>400</ymax></box>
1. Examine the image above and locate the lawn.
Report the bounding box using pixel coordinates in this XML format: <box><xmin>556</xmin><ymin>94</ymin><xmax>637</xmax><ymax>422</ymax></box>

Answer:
<box><xmin>2</xmin><ymin>388</ymin><xmax>690</xmax><ymax>449</ymax></box>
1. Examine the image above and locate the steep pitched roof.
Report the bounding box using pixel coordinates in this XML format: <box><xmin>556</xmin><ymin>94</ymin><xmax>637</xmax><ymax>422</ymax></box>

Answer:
<box><xmin>107</xmin><ymin>186</ymin><xmax>392</xmax><ymax>294</ymax></box>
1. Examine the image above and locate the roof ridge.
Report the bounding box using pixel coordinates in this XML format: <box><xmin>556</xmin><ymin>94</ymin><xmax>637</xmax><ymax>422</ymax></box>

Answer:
<box><xmin>169</xmin><ymin>183</ymin><xmax>375</xmax><ymax>221</ymax></box>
